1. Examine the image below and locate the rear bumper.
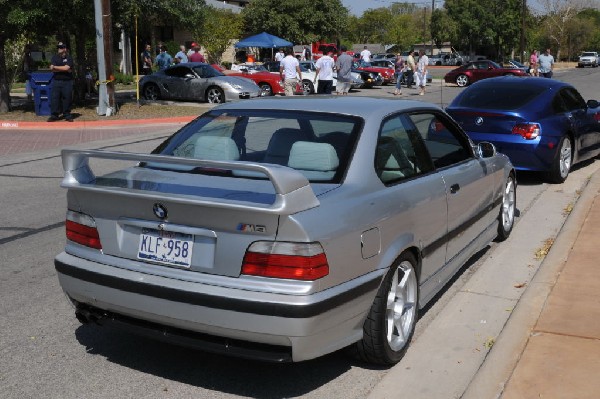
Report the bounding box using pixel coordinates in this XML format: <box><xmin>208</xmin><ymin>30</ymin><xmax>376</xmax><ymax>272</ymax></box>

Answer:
<box><xmin>467</xmin><ymin>132</ymin><xmax>560</xmax><ymax>172</ymax></box>
<box><xmin>55</xmin><ymin>252</ymin><xmax>381</xmax><ymax>362</ymax></box>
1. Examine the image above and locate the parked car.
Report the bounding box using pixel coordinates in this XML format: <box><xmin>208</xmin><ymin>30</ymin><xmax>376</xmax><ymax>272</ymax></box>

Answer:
<box><xmin>444</xmin><ymin>60</ymin><xmax>529</xmax><ymax>87</ymax></box>
<box><xmin>577</xmin><ymin>52</ymin><xmax>599</xmax><ymax>68</ymax></box>
<box><xmin>428</xmin><ymin>52</ymin><xmax>464</xmax><ymax>66</ymax></box>
<box><xmin>262</xmin><ymin>61</ymin><xmax>332</xmax><ymax>94</ymax></box>
<box><xmin>220</xmin><ymin>67</ymin><xmax>286</xmax><ymax>97</ymax></box>
<box><xmin>353</xmin><ymin>61</ymin><xmax>395</xmax><ymax>84</ymax></box>
<box><xmin>446</xmin><ymin>77</ymin><xmax>600</xmax><ymax>183</ymax></box>
<box><xmin>299</xmin><ymin>61</ymin><xmax>364</xmax><ymax>89</ymax></box>
<box><xmin>369</xmin><ymin>59</ymin><xmax>395</xmax><ymax>70</ymax></box>
<box><xmin>55</xmin><ymin>96</ymin><xmax>516</xmax><ymax>365</ymax></box>
<box><xmin>140</xmin><ymin>62</ymin><xmax>260</xmax><ymax>103</ymax></box>
<box><xmin>372</xmin><ymin>53</ymin><xmax>396</xmax><ymax>61</ymax></box>
<box><xmin>505</xmin><ymin>59</ymin><xmax>531</xmax><ymax>74</ymax></box>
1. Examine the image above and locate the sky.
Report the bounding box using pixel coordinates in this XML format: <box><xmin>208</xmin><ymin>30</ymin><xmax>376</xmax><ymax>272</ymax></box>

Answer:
<box><xmin>341</xmin><ymin>0</ymin><xmax>443</xmax><ymax>16</ymax></box>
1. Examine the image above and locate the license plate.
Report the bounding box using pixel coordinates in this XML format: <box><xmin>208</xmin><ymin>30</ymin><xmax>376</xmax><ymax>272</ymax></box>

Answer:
<box><xmin>138</xmin><ymin>228</ymin><xmax>194</xmax><ymax>268</ymax></box>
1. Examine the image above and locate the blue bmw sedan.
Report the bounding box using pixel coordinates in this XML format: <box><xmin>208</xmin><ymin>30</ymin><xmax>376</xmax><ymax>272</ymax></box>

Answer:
<box><xmin>447</xmin><ymin>77</ymin><xmax>600</xmax><ymax>182</ymax></box>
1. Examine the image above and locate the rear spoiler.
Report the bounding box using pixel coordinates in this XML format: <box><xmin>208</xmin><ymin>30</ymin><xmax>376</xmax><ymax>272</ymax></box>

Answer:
<box><xmin>60</xmin><ymin>149</ymin><xmax>319</xmax><ymax>215</ymax></box>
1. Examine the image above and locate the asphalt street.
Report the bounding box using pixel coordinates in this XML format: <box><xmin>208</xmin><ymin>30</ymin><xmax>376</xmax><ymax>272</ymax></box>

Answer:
<box><xmin>1</xmin><ymin>67</ymin><xmax>599</xmax><ymax>398</ymax></box>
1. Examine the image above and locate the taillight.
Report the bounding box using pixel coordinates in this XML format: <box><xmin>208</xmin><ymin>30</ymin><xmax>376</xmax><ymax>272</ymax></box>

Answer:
<box><xmin>593</xmin><ymin>112</ymin><xmax>600</xmax><ymax>122</ymax></box>
<box><xmin>512</xmin><ymin>123</ymin><xmax>540</xmax><ymax>140</ymax></box>
<box><xmin>66</xmin><ymin>210</ymin><xmax>102</xmax><ymax>249</ymax></box>
<box><xmin>241</xmin><ymin>242</ymin><xmax>329</xmax><ymax>280</ymax></box>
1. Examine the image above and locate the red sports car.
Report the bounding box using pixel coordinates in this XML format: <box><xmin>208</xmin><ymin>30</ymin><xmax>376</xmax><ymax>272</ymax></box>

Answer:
<box><xmin>444</xmin><ymin>60</ymin><xmax>528</xmax><ymax>87</ymax></box>
<box><xmin>214</xmin><ymin>64</ymin><xmax>285</xmax><ymax>96</ymax></box>
<box><xmin>353</xmin><ymin>61</ymin><xmax>394</xmax><ymax>85</ymax></box>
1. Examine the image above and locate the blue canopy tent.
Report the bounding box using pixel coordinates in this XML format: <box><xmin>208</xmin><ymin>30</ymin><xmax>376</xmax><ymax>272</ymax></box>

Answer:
<box><xmin>234</xmin><ymin>32</ymin><xmax>293</xmax><ymax>62</ymax></box>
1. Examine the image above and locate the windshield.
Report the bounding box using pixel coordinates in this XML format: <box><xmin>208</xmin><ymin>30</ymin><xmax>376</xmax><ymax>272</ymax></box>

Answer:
<box><xmin>152</xmin><ymin>110</ymin><xmax>362</xmax><ymax>183</ymax></box>
<box><xmin>452</xmin><ymin>84</ymin><xmax>546</xmax><ymax>110</ymax></box>
<box><xmin>582</xmin><ymin>52</ymin><xmax>597</xmax><ymax>57</ymax></box>
<box><xmin>192</xmin><ymin>65</ymin><xmax>224</xmax><ymax>78</ymax></box>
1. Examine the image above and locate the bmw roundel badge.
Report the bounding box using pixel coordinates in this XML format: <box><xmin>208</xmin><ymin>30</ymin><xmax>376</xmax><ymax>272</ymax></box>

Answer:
<box><xmin>475</xmin><ymin>116</ymin><xmax>484</xmax><ymax>126</ymax></box>
<box><xmin>153</xmin><ymin>203</ymin><xmax>168</xmax><ymax>220</ymax></box>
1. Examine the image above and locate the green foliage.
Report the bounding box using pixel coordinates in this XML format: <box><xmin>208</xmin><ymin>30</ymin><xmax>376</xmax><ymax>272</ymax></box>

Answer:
<box><xmin>193</xmin><ymin>7</ymin><xmax>243</xmax><ymax>64</ymax></box>
<box><xmin>241</xmin><ymin>0</ymin><xmax>348</xmax><ymax>44</ymax></box>
<box><xmin>113</xmin><ymin>70</ymin><xmax>134</xmax><ymax>85</ymax></box>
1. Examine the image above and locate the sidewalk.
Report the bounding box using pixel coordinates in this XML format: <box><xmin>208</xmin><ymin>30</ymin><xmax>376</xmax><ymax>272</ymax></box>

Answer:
<box><xmin>463</xmin><ymin>170</ymin><xmax>600</xmax><ymax>399</ymax></box>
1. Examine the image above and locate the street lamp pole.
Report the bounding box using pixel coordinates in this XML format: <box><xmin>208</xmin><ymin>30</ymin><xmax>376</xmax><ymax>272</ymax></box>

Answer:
<box><xmin>520</xmin><ymin>0</ymin><xmax>527</xmax><ymax>62</ymax></box>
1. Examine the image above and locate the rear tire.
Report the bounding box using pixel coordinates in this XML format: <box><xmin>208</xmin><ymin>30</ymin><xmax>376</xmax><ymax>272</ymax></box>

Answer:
<box><xmin>143</xmin><ymin>83</ymin><xmax>160</xmax><ymax>101</ymax></box>
<box><xmin>258</xmin><ymin>83</ymin><xmax>273</xmax><ymax>97</ymax></box>
<box><xmin>302</xmin><ymin>80</ymin><xmax>314</xmax><ymax>94</ymax></box>
<box><xmin>496</xmin><ymin>174</ymin><xmax>516</xmax><ymax>241</ymax></box>
<box><xmin>351</xmin><ymin>252</ymin><xmax>419</xmax><ymax>365</ymax></box>
<box><xmin>547</xmin><ymin>136</ymin><xmax>572</xmax><ymax>183</ymax></box>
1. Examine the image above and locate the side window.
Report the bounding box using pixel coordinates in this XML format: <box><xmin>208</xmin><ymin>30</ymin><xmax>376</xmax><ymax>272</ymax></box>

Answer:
<box><xmin>408</xmin><ymin>113</ymin><xmax>472</xmax><ymax>169</ymax></box>
<box><xmin>165</xmin><ymin>67</ymin><xmax>190</xmax><ymax>78</ymax></box>
<box><xmin>561</xmin><ymin>88</ymin><xmax>586</xmax><ymax>111</ymax></box>
<box><xmin>375</xmin><ymin>115</ymin><xmax>433</xmax><ymax>184</ymax></box>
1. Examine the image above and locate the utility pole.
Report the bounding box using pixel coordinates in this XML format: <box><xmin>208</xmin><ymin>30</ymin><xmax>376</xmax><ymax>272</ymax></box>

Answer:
<box><xmin>431</xmin><ymin>0</ymin><xmax>435</xmax><ymax>57</ymax></box>
<box><xmin>520</xmin><ymin>0</ymin><xmax>527</xmax><ymax>62</ymax></box>
<box><xmin>93</xmin><ymin>0</ymin><xmax>115</xmax><ymax>115</ymax></box>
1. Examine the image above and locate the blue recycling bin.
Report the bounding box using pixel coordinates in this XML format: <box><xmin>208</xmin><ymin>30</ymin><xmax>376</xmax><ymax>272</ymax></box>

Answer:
<box><xmin>30</xmin><ymin>72</ymin><xmax>54</xmax><ymax>116</ymax></box>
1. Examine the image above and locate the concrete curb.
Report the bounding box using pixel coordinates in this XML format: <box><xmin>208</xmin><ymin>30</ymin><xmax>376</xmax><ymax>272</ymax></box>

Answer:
<box><xmin>461</xmin><ymin>170</ymin><xmax>600</xmax><ymax>399</ymax></box>
<box><xmin>0</xmin><ymin>116</ymin><xmax>196</xmax><ymax>130</ymax></box>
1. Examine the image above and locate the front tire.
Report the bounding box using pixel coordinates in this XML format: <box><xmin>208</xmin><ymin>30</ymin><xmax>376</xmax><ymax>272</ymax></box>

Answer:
<box><xmin>496</xmin><ymin>174</ymin><xmax>516</xmax><ymax>241</ymax></box>
<box><xmin>302</xmin><ymin>80</ymin><xmax>314</xmax><ymax>95</ymax></box>
<box><xmin>456</xmin><ymin>74</ymin><xmax>469</xmax><ymax>87</ymax></box>
<box><xmin>206</xmin><ymin>86</ymin><xmax>225</xmax><ymax>103</ymax></box>
<box><xmin>351</xmin><ymin>252</ymin><xmax>419</xmax><ymax>365</ymax></box>
<box><xmin>547</xmin><ymin>136</ymin><xmax>572</xmax><ymax>183</ymax></box>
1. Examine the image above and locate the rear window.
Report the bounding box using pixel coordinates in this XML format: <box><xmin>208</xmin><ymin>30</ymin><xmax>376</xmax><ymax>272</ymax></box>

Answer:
<box><xmin>152</xmin><ymin>110</ymin><xmax>362</xmax><ymax>183</ymax></box>
<box><xmin>452</xmin><ymin>84</ymin><xmax>546</xmax><ymax>110</ymax></box>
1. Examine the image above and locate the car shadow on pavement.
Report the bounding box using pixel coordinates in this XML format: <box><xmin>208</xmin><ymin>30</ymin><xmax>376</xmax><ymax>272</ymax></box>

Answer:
<box><xmin>74</xmin><ymin>325</ymin><xmax>364</xmax><ymax>397</ymax></box>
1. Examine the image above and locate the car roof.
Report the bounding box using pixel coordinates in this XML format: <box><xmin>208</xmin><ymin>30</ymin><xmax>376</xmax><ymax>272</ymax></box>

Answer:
<box><xmin>212</xmin><ymin>96</ymin><xmax>440</xmax><ymax>119</ymax></box>
<box><xmin>469</xmin><ymin>76</ymin><xmax>572</xmax><ymax>90</ymax></box>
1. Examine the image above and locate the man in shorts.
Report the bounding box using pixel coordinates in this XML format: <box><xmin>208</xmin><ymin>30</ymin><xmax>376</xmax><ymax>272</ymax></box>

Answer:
<box><xmin>335</xmin><ymin>46</ymin><xmax>353</xmax><ymax>95</ymax></box>
<box><xmin>279</xmin><ymin>48</ymin><xmax>301</xmax><ymax>96</ymax></box>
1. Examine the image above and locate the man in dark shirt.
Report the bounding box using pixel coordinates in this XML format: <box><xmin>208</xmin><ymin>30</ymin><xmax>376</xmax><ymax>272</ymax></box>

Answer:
<box><xmin>48</xmin><ymin>42</ymin><xmax>75</xmax><ymax>122</ymax></box>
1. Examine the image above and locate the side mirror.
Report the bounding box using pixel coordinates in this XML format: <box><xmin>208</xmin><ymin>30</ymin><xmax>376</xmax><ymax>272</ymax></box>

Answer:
<box><xmin>477</xmin><ymin>142</ymin><xmax>497</xmax><ymax>158</ymax></box>
<box><xmin>587</xmin><ymin>99</ymin><xmax>599</xmax><ymax>109</ymax></box>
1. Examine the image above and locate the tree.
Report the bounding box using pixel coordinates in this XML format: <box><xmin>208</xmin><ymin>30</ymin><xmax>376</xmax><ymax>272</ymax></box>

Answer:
<box><xmin>194</xmin><ymin>7</ymin><xmax>243</xmax><ymax>64</ymax></box>
<box><xmin>241</xmin><ymin>0</ymin><xmax>348</xmax><ymax>44</ymax></box>
<box><xmin>536</xmin><ymin>0</ymin><xmax>590</xmax><ymax>59</ymax></box>
<box><xmin>0</xmin><ymin>0</ymin><xmax>46</xmax><ymax>112</ymax></box>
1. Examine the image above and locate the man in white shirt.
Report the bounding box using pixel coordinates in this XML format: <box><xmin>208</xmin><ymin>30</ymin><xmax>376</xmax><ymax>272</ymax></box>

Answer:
<box><xmin>279</xmin><ymin>48</ymin><xmax>302</xmax><ymax>96</ymax></box>
<box><xmin>314</xmin><ymin>50</ymin><xmax>335</xmax><ymax>94</ymax></box>
<box><xmin>415</xmin><ymin>50</ymin><xmax>428</xmax><ymax>95</ymax></box>
<box><xmin>360</xmin><ymin>46</ymin><xmax>371</xmax><ymax>63</ymax></box>
<box><xmin>274</xmin><ymin>48</ymin><xmax>284</xmax><ymax>62</ymax></box>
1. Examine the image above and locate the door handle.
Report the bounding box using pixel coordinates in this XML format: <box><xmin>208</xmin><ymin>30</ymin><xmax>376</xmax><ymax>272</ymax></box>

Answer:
<box><xmin>450</xmin><ymin>183</ymin><xmax>460</xmax><ymax>194</ymax></box>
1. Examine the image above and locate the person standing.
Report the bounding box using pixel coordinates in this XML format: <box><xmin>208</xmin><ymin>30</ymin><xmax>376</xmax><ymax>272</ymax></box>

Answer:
<box><xmin>529</xmin><ymin>50</ymin><xmax>538</xmax><ymax>76</ymax></box>
<box><xmin>538</xmin><ymin>48</ymin><xmax>554</xmax><ymax>78</ymax></box>
<box><xmin>155</xmin><ymin>46</ymin><xmax>173</xmax><ymax>70</ymax></box>
<box><xmin>393</xmin><ymin>53</ymin><xmax>405</xmax><ymax>95</ymax></box>
<box><xmin>174</xmin><ymin>45</ymin><xmax>188</xmax><ymax>64</ymax></box>
<box><xmin>279</xmin><ymin>48</ymin><xmax>301</xmax><ymax>96</ymax></box>
<box><xmin>141</xmin><ymin>44</ymin><xmax>152</xmax><ymax>75</ymax></box>
<box><xmin>415</xmin><ymin>50</ymin><xmax>428</xmax><ymax>95</ymax></box>
<box><xmin>314</xmin><ymin>50</ymin><xmax>335</xmax><ymax>94</ymax></box>
<box><xmin>360</xmin><ymin>46</ymin><xmax>371</xmax><ymax>63</ymax></box>
<box><xmin>48</xmin><ymin>42</ymin><xmax>74</xmax><ymax>122</ymax></box>
<box><xmin>406</xmin><ymin>50</ymin><xmax>416</xmax><ymax>89</ymax></box>
<box><xmin>274</xmin><ymin>48</ymin><xmax>285</xmax><ymax>62</ymax></box>
<box><xmin>335</xmin><ymin>46</ymin><xmax>353</xmax><ymax>95</ymax></box>
<box><xmin>188</xmin><ymin>42</ymin><xmax>206</xmax><ymax>63</ymax></box>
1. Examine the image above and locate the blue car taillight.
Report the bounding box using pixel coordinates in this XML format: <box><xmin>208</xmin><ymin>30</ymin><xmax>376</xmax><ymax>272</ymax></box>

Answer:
<box><xmin>512</xmin><ymin>123</ymin><xmax>540</xmax><ymax>140</ymax></box>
